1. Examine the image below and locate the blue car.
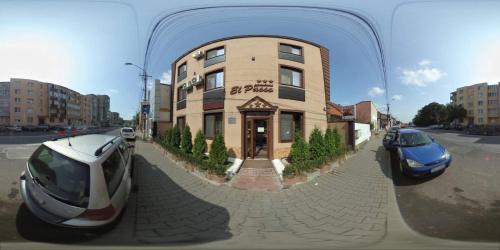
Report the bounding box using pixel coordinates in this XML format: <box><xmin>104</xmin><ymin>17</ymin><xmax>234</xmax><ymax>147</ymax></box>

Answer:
<box><xmin>393</xmin><ymin>129</ymin><xmax>452</xmax><ymax>177</ymax></box>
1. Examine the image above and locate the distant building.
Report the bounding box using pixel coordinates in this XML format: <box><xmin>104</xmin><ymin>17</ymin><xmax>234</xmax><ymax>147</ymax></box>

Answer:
<box><xmin>10</xmin><ymin>78</ymin><xmax>49</xmax><ymax>125</ymax></box>
<box><xmin>0</xmin><ymin>82</ymin><xmax>10</xmax><ymax>125</ymax></box>
<box><xmin>109</xmin><ymin>111</ymin><xmax>123</xmax><ymax>125</ymax></box>
<box><xmin>97</xmin><ymin>95</ymin><xmax>110</xmax><ymax>126</ymax></box>
<box><xmin>150</xmin><ymin>79</ymin><xmax>172</xmax><ymax>136</ymax></box>
<box><xmin>1</xmin><ymin>78</ymin><xmax>111</xmax><ymax>126</ymax></box>
<box><xmin>355</xmin><ymin>101</ymin><xmax>379</xmax><ymax>130</ymax></box>
<box><xmin>450</xmin><ymin>82</ymin><xmax>500</xmax><ymax>125</ymax></box>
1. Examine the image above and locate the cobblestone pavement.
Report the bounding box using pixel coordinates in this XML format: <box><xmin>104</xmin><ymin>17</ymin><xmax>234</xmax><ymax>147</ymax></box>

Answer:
<box><xmin>133</xmin><ymin>138</ymin><xmax>388</xmax><ymax>248</ymax></box>
<box><xmin>229</xmin><ymin>160</ymin><xmax>282</xmax><ymax>191</ymax></box>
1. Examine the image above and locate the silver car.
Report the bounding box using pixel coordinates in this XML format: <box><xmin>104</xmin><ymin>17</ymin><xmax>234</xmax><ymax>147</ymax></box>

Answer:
<box><xmin>20</xmin><ymin>134</ymin><xmax>134</xmax><ymax>227</ymax></box>
<box><xmin>120</xmin><ymin>127</ymin><xmax>136</xmax><ymax>141</ymax></box>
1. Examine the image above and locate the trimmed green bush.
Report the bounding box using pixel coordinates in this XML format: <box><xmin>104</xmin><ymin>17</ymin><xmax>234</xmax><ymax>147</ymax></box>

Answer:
<box><xmin>332</xmin><ymin>129</ymin><xmax>341</xmax><ymax>155</ymax></box>
<box><xmin>289</xmin><ymin>132</ymin><xmax>309</xmax><ymax>164</ymax></box>
<box><xmin>324</xmin><ymin>128</ymin><xmax>336</xmax><ymax>157</ymax></box>
<box><xmin>171</xmin><ymin>125</ymin><xmax>181</xmax><ymax>148</ymax></box>
<box><xmin>309</xmin><ymin>128</ymin><xmax>326</xmax><ymax>162</ymax></box>
<box><xmin>208</xmin><ymin>133</ymin><xmax>228</xmax><ymax>168</ymax></box>
<box><xmin>192</xmin><ymin>129</ymin><xmax>207</xmax><ymax>159</ymax></box>
<box><xmin>181</xmin><ymin>125</ymin><xmax>193</xmax><ymax>154</ymax></box>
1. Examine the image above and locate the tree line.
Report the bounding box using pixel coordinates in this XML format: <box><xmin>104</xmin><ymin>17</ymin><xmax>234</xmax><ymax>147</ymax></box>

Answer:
<box><xmin>412</xmin><ymin>102</ymin><xmax>467</xmax><ymax>127</ymax></box>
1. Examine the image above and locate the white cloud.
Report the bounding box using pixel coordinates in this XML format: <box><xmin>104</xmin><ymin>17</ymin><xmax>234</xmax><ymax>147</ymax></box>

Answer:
<box><xmin>368</xmin><ymin>86</ymin><xmax>385</xmax><ymax>97</ymax></box>
<box><xmin>418</xmin><ymin>59</ymin><xmax>432</xmax><ymax>66</ymax></box>
<box><xmin>107</xmin><ymin>89</ymin><xmax>119</xmax><ymax>94</ymax></box>
<box><xmin>392</xmin><ymin>94</ymin><xmax>403</xmax><ymax>101</ymax></box>
<box><xmin>474</xmin><ymin>41</ymin><xmax>500</xmax><ymax>85</ymax></box>
<box><xmin>399</xmin><ymin>61</ymin><xmax>446</xmax><ymax>87</ymax></box>
<box><xmin>160</xmin><ymin>70</ymin><xmax>172</xmax><ymax>85</ymax></box>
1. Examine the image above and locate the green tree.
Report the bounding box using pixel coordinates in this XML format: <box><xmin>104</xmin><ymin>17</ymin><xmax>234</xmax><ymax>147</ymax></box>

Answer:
<box><xmin>446</xmin><ymin>103</ymin><xmax>467</xmax><ymax>124</ymax></box>
<box><xmin>171</xmin><ymin>125</ymin><xmax>181</xmax><ymax>148</ymax></box>
<box><xmin>308</xmin><ymin>128</ymin><xmax>326</xmax><ymax>161</ymax></box>
<box><xmin>163</xmin><ymin>128</ymin><xmax>173</xmax><ymax>146</ymax></box>
<box><xmin>180</xmin><ymin>125</ymin><xmax>193</xmax><ymax>154</ymax></box>
<box><xmin>289</xmin><ymin>133</ymin><xmax>309</xmax><ymax>164</ymax></box>
<box><xmin>192</xmin><ymin>129</ymin><xmax>207</xmax><ymax>159</ymax></box>
<box><xmin>209</xmin><ymin>133</ymin><xmax>228</xmax><ymax>167</ymax></box>
<box><xmin>324</xmin><ymin>128</ymin><xmax>336</xmax><ymax>157</ymax></box>
<box><xmin>412</xmin><ymin>102</ymin><xmax>448</xmax><ymax>126</ymax></box>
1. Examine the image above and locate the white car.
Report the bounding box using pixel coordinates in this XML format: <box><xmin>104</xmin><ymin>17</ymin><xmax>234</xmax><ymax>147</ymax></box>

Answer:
<box><xmin>120</xmin><ymin>127</ymin><xmax>135</xmax><ymax>141</ymax></box>
<box><xmin>20</xmin><ymin>134</ymin><xmax>134</xmax><ymax>227</ymax></box>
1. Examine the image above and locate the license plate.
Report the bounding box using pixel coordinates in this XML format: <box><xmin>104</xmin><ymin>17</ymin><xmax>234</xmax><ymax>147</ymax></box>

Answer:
<box><xmin>431</xmin><ymin>165</ymin><xmax>445</xmax><ymax>173</ymax></box>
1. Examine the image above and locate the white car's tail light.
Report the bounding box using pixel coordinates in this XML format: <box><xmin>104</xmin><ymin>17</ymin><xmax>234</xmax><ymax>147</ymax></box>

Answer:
<box><xmin>77</xmin><ymin>204</ymin><xmax>115</xmax><ymax>220</ymax></box>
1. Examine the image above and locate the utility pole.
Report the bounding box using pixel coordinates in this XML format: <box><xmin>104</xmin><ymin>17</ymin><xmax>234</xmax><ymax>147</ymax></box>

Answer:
<box><xmin>125</xmin><ymin>62</ymin><xmax>151</xmax><ymax>139</ymax></box>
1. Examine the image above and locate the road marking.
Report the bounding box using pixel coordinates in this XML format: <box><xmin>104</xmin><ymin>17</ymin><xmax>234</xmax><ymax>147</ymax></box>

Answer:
<box><xmin>1</xmin><ymin>145</ymin><xmax>39</xmax><ymax>160</ymax></box>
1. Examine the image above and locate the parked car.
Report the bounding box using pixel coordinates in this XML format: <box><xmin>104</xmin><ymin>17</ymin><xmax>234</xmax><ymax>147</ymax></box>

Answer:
<box><xmin>465</xmin><ymin>126</ymin><xmax>495</xmax><ymax>136</ymax></box>
<box><xmin>382</xmin><ymin>131</ymin><xmax>397</xmax><ymax>151</ymax></box>
<box><xmin>120</xmin><ymin>127</ymin><xmax>136</xmax><ymax>142</ymax></box>
<box><xmin>392</xmin><ymin>129</ymin><xmax>452</xmax><ymax>178</ymax></box>
<box><xmin>20</xmin><ymin>134</ymin><xmax>134</xmax><ymax>227</ymax></box>
<box><xmin>6</xmin><ymin>125</ymin><xmax>22</xmax><ymax>132</ymax></box>
<box><xmin>22</xmin><ymin>125</ymin><xmax>38</xmax><ymax>132</ymax></box>
<box><xmin>36</xmin><ymin>124</ymin><xmax>50</xmax><ymax>132</ymax></box>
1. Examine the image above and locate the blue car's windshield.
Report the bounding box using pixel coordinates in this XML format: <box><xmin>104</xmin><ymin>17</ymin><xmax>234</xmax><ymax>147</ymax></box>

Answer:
<box><xmin>399</xmin><ymin>132</ymin><xmax>433</xmax><ymax>147</ymax></box>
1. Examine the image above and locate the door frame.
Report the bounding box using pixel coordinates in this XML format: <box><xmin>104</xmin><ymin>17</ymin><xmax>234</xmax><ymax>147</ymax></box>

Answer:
<box><xmin>242</xmin><ymin>113</ymin><xmax>273</xmax><ymax>159</ymax></box>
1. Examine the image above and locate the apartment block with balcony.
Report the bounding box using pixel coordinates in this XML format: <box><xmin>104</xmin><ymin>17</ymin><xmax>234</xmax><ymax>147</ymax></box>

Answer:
<box><xmin>0</xmin><ymin>82</ymin><xmax>10</xmax><ymax>125</ymax></box>
<box><xmin>10</xmin><ymin>78</ymin><xmax>49</xmax><ymax>125</ymax></box>
<box><xmin>450</xmin><ymin>82</ymin><xmax>500</xmax><ymax>125</ymax></box>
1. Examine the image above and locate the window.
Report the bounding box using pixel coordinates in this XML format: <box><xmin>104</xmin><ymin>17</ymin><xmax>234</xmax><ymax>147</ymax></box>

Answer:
<box><xmin>177</xmin><ymin>86</ymin><xmax>186</xmax><ymax>102</ymax></box>
<box><xmin>27</xmin><ymin>98</ymin><xmax>34</xmax><ymax>104</ymax></box>
<box><xmin>117</xmin><ymin>140</ymin><xmax>130</xmax><ymax>164</ymax></box>
<box><xmin>459</xmin><ymin>89</ymin><xmax>463</xmax><ymax>94</ymax></box>
<box><xmin>27</xmin><ymin>108</ymin><xmax>33</xmax><ymax>113</ymax></box>
<box><xmin>279</xmin><ymin>111</ymin><xmax>303</xmax><ymax>142</ymax></box>
<box><xmin>478</xmin><ymin>118</ymin><xmax>484</xmax><ymax>123</ymax></box>
<box><xmin>459</xmin><ymin>96</ymin><xmax>463</xmax><ymax>101</ymax></box>
<box><xmin>14</xmin><ymin>107</ymin><xmax>21</xmax><ymax>112</ymax></box>
<box><xmin>177</xmin><ymin>116</ymin><xmax>185</xmax><ymax>130</ymax></box>
<box><xmin>280</xmin><ymin>66</ymin><xmax>303</xmax><ymax>87</ymax></box>
<box><xmin>206</xmin><ymin>46</ymin><xmax>225</xmax><ymax>60</ymax></box>
<box><xmin>101</xmin><ymin>149</ymin><xmax>125</xmax><ymax>197</ymax></box>
<box><xmin>27</xmin><ymin>117</ymin><xmax>33</xmax><ymax>123</ymax></box>
<box><xmin>28</xmin><ymin>90</ymin><xmax>33</xmax><ymax>96</ymax></box>
<box><xmin>177</xmin><ymin>62</ymin><xmax>187</xmax><ymax>81</ymax></box>
<box><xmin>205</xmin><ymin>70</ymin><xmax>224</xmax><ymax>91</ymax></box>
<box><xmin>478</xmin><ymin>109</ymin><xmax>483</xmax><ymax>114</ymax></box>
<box><xmin>28</xmin><ymin>145</ymin><xmax>90</xmax><ymax>207</ymax></box>
<box><xmin>178</xmin><ymin>62</ymin><xmax>187</xmax><ymax>76</ymax></box>
<box><xmin>15</xmin><ymin>98</ymin><xmax>21</xmax><ymax>103</ymax></box>
<box><xmin>14</xmin><ymin>89</ymin><xmax>20</xmax><ymax>94</ymax></box>
<box><xmin>478</xmin><ymin>100</ymin><xmax>483</xmax><ymax>106</ymax></box>
<box><xmin>279</xmin><ymin>43</ymin><xmax>302</xmax><ymax>56</ymax></box>
<box><xmin>204</xmin><ymin>112</ymin><xmax>222</xmax><ymax>138</ymax></box>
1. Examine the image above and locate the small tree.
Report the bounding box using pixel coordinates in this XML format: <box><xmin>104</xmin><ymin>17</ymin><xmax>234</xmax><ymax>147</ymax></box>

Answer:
<box><xmin>370</xmin><ymin>122</ymin><xmax>375</xmax><ymax>131</ymax></box>
<box><xmin>171</xmin><ymin>125</ymin><xmax>181</xmax><ymax>148</ymax></box>
<box><xmin>192</xmin><ymin>130</ymin><xmax>207</xmax><ymax>159</ymax></box>
<box><xmin>163</xmin><ymin>128</ymin><xmax>173</xmax><ymax>146</ymax></box>
<box><xmin>289</xmin><ymin>133</ymin><xmax>309</xmax><ymax>164</ymax></box>
<box><xmin>309</xmin><ymin>128</ymin><xmax>326</xmax><ymax>161</ymax></box>
<box><xmin>324</xmin><ymin>128</ymin><xmax>336</xmax><ymax>158</ymax></box>
<box><xmin>181</xmin><ymin>125</ymin><xmax>193</xmax><ymax>154</ymax></box>
<box><xmin>332</xmin><ymin>129</ymin><xmax>341</xmax><ymax>155</ymax></box>
<box><xmin>209</xmin><ymin>133</ymin><xmax>228</xmax><ymax>168</ymax></box>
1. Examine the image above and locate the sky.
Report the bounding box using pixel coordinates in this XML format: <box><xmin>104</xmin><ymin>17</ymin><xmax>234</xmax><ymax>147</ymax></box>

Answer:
<box><xmin>1</xmin><ymin>1</ymin><xmax>499</xmax><ymax>121</ymax></box>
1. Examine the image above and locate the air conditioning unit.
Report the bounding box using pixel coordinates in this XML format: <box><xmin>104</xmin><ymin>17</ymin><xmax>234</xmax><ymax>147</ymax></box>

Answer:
<box><xmin>192</xmin><ymin>50</ymin><xmax>204</xmax><ymax>59</ymax></box>
<box><xmin>192</xmin><ymin>75</ymin><xmax>203</xmax><ymax>86</ymax></box>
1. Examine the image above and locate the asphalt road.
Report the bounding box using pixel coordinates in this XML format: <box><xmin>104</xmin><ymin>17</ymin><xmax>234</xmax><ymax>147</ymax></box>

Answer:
<box><xmin>390</xmin><ymin>128</ymin><xmax>500</xmax><ymax>241</ymax></box>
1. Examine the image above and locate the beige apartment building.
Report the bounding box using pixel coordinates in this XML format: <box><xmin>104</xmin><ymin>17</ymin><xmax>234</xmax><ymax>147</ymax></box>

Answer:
<box><xmin>171</xmin><ymin>35</ymin><xmax>330</xmax><ymax>160</ymax></box>
<box><xmin>450</xmin><ymin>82</ymin><xmax>500</xmax><ymax>125</ymax></box>
<box><xmin>1</xmin><ymin>78</ymin><xmax>111</xmax><ymax>126</ymax></box>
<box><xmin>9</xmin><ymin>78</ymin><xmax>49</xmax><ymax>125</ymax></box>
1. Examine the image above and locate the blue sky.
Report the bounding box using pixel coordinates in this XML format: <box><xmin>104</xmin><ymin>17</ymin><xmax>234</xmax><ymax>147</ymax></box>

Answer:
<box><xmin>1</xmin><ymin>1</ymin><xmax>499</xmax><ymax>121</ymax></box>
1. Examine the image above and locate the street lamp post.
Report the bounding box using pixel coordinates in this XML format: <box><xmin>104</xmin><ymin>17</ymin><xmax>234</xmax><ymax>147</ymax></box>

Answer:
<box><xmin>125</xmin><ymin>62</ymin><xmax>151</xmax><ymax>139</ymax></box>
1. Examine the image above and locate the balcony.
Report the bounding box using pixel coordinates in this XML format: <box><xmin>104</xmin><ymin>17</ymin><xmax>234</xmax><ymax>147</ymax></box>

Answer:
<box><xmin>204</xmin><ymin>55</ymin><xmax>225</xmax><ymax>68</ymax></box>
<box><xmin>278</xmin><ymin>52</ymin><xmax>304</xmax><ymax>63</ymax></box>
<box><xmin>203</xmin><ymin>88</ymin><xmax>225</xmax><ymax>110</ymax></box>
<box><xmin>278</xmin><ymin>85</ymin><xmax>305</xmax><ymax>102</ymax></box>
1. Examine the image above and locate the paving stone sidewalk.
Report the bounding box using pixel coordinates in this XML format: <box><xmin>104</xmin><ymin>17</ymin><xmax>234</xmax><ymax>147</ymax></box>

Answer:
<box><xmin>132</xmin><ymin>138</ymin><xmax>388</xmax><ymax>248</ymax></box>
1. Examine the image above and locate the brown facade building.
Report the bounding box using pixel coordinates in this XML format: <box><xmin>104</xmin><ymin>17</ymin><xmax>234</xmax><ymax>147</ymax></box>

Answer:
<box><xmin>171</xmin><ymin>36</ymin><xmax>330</xmax><ymax>160</ymax></box>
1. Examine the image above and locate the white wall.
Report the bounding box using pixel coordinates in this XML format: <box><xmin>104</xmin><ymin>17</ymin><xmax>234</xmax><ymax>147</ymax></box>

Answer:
<box><xmin>354</xmin><ymin>123</ymin><xmax>371</xmax><ymax>145</ymax></box>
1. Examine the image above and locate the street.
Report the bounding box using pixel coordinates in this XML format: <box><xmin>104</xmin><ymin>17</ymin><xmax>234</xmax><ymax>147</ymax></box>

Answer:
<box><xmin>0</xmin><ymin>130</ymin><xmax>498</xmax><ymax>249</ymax></box>
<box><xmin>391</xmin><ymin>128</ymin><xmax>500</xmax><ymax>241</ymax></box>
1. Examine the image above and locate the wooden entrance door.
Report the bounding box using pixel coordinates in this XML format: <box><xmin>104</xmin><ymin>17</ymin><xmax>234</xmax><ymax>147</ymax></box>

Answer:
<box><xmin>244</xmin><ymin>115</ymin><xmax>272</xmax><ymax>159</ymax></box>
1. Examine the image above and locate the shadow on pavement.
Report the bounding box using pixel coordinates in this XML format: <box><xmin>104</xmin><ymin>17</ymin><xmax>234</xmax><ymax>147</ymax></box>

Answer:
<box><xmin>132</xmin><ymin>154</ymin><xmax>232</xmax><ymax>245</ymax></box>
<box><xmin>14</xmin><ymin>154</ymin><xmax>232</xmax><ymax>246</ymax></box>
